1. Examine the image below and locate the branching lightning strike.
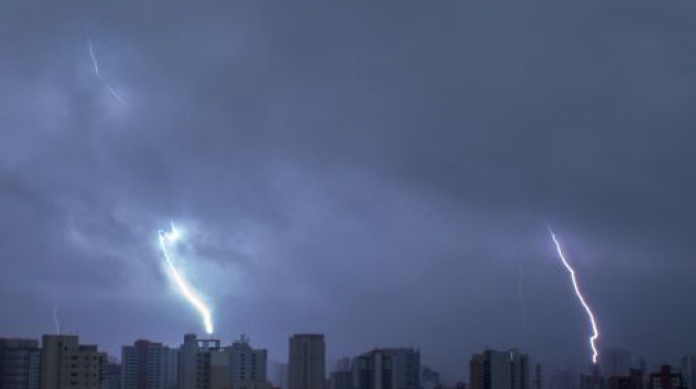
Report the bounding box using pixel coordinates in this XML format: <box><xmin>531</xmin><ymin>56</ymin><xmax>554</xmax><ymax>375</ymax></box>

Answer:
<box><xmin>548</xmin><ymin>228</ymin><xmax>600</xmax><ymax>364</ymax></box>
<box><xmin>87</xmin><ymin>33</ymin><xmax>124</xmax><ymax>103</ymax></box>
<box><xmin>159</xmin><ymin>223</ymin><xmax>214</xmax><ymax>335</ymax></box>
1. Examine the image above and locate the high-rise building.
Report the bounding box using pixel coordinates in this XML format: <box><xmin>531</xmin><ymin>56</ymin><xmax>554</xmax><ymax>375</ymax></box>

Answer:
<box><xmin>607</xmin><ymin>368</ymin><xmax>644</xmax><ymax>389</ymax></box>
<box><xmin>177</xmin><ymin>334</ymin><xmax>230</xmax><ymax>389</ymax></box>
<box><xmin>106</xmin><ymin>362</ymin><xmax>122</xmax><ymax>389</ymax></box>
<box><xmin>122</xmin><ymin>340</ymin><xmax>176</xmax><ymax>389</ymax></box>
<box><xmin>352</xmin><ymin>348</ymin><xmax>420</xmax><ymax>389</ymax></box>
<box><xmin>0</xmin><ymin>338</ymin><xmax>41</xmax><ymax>389</ymax></box>
<box><xmin>532</xmin><ymin>363</ymin><xmax>542</xmax><ymax>389</ymax></box>
<box><xmin>226</xmin><ymin>334</ymin><xmax>268</xmax><ymax>389</ymax></box>
<box><xmin>288</xmin><ymin>334</ymin><xmax>325</xmax><ymax>389</ymax></box>
<box><xmin>647</xmin><ymin>365</ymin><xmax>685</xmax><ymax>389</ymax></box>
<box><xmin>40</xmin><ymin>335</ymin><xmax>107</xmax><ymax>389</ymax></box>
<box><xmin>165</xmin><ymin>349</ymin><xmax>179</xmax><ymax>389</ymax></box>
<box><xmin>469</xmin><ymin>349</ymin><xmax>529</xmax><ymax>389</ymax></box>
<box><xmin>177</xmin><ymin>333</ymin><xmax>268</xmax><ymax>389</ymax></box>
<box><xmin>353</xmin><ymin>349</ymin><xmax>395</xmax><ymax>389</ymax></box>
<box><xmin>680</xmin><ymin>357</ymin><xmax>696</xmax><ymax>389</ymax></box>
<box><xmin>388</xmin><ymin>349</ymin><xmax>420</xmax><ymax>389</ymax></box>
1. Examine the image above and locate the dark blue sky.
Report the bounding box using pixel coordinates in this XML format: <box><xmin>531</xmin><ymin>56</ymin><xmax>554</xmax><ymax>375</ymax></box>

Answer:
<box><xmin>1</xmin><ymin>0</ymin><xmax>695</xmax><ymax>382</ymax></box>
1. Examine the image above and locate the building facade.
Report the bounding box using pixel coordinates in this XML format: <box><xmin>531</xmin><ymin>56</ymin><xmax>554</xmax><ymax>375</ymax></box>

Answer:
<box><xmin>177</xmin><ymin>335</ymin><xmax>228</xmax><ymax>389</ymax></box>
<box><xmin>608</xmin><ymin>368</ymin><xmax>644</xmax><ymax>389</ymax></box>
<box><xmin>0</xmin><ymin>338</ymin><xmax>41</xmax><ymax>389</ymax></box>
<box><xmin>288</xmin><ymin>334</ymin><xmax>324</xmax><ymax>389</ymax></box>
<box><xmin>122</xmin><ymin>340</ymin><xmax>176</xmax><ymax>389</ymax></box>
<box><xmin>40</xmin><ymin>335</ymin><xmax>106</xmax><ymax>389</ymax></box>
<box><xmin>177</xmin><ymin>334</ymin><xmax>268</xmax><ymax>389</ymax></box>
<box><xmin>680</xmin><ymin>357</ymin><xmax>696</xmax><ymax>389</ymax></box>
<box><xmin>227</xmin><ymin>335</ymin><xmax>268</xmax><ymax>389</ymax></box>
<box><xmin>469</xmin><ymin>349</ymin><xmax>529</xmax><ymax>389</ymax></box>
<box><xmin>352</xmin><ymin>348</ymin><xmax>420</xmax><ymax>389</ymax></box>
<box><xmin>647</xmin><ymin>365</ymin><xmax>685</xmax><ymax>389</ymax></box>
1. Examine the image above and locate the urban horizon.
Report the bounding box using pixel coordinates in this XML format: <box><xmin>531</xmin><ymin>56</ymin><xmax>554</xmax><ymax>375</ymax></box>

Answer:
<box><xmin>2</xmin><ymin>1</ymin><xmax>696</xmax><ymax>389</ymax></box>
<box><xmin>2</xmin><ymin>330</ymin><xmax>695</xmax><ymax>389</ymax></box>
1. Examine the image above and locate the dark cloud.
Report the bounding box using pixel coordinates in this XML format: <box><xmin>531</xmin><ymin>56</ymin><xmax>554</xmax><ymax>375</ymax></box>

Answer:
<box><xmin>1</xmin><ymin>0</ymin><xmax>695</xmax><ymax>382</ymax></box>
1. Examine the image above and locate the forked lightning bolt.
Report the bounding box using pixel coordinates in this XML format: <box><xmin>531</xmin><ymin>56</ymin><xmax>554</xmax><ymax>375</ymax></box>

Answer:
<box><xmin>159</xmin><ymin>223</ymin><xmax>214</xmax><ymax>335</ymax></box>
<box><xmin>549</xmin><ymin>228</ymin><xmax>600</xmax><ymax>364</ymax></box>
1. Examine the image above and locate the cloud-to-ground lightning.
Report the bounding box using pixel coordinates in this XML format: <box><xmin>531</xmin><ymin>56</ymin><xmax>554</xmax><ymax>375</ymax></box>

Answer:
<box><xmin>53</xmin><ymin>304</ymin><xmax>61</xmax><ymax>334</ymax></box>
<box><xmin>158</xmin><ymin>223</ymin><xmax>214</xmax><ymax>335</ymax></box>
<box><xmin>548</xmin><ymin>228</ymin><xmax>600</xmax><ymax>364</ymax></box>
<box><xmin>86</xmin><ymin>32</ymin><xmax>124</xmax><ymax>103</ymax></box>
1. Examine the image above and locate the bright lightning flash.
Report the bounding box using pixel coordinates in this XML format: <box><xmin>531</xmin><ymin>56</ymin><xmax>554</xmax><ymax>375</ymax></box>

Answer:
<box><xmin>158</xmin><ymin>223</ymin><xmax>214</xmax><ymax>335</ymax></box>
<box><xmin>548</xmin><ymin>228</ymin><xmax>600</xmax><ymax>364</ymax></box>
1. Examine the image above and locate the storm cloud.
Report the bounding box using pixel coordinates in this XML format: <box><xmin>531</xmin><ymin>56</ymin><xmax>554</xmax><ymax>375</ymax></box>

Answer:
<box><xmin>1</xmin><ymin>0</ymin><xmax>695</xmax><ymax>382</ymax></box>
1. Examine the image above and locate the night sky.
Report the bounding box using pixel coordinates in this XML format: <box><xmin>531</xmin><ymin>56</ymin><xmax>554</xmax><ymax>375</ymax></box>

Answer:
<box><xmin>1</xmin><ymin>0</ymin><xmax>695</xmax><ymax>382</ymax></box>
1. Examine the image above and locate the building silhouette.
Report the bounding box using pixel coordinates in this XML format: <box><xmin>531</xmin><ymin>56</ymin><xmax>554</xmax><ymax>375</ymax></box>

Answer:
<box><xmin>121</xmin><ymin>340</ymin><xmax>176</xmax><ymax>389</ymax></box>
<box><xmin>288</xmin><ymin>334</ymin><xmax>325</xmax><ymax>389</ymax></box>
<box><xmin>647</xmin><ymin>365</ymin><xmax>685</xmax><ymax>389</ymax></box>
<box><xmin>40</xmin><ymin>335</ymin><xmax>106</xmax><ymax>389</ymax></box>
<box><xmin>680</xmin><ymin>357</ymin><xmax>696</xmax><ymax>389</ymax></box>
<box><xmin>177</xmin><ymin>333</ymin><xmax>268</xmax><ymax>389</ymax></box>
<box><xmin>469</xmin><ymin>349</ymin><xmax>529</xmax><ymax>389</ymax></box>
<box><xmin>607</xmin><ymin>368</ymin><xmax>644</xmax><ymax>389</ymax></box>
<box><xmin>0</xmin><ymin>338</ymin><xmax>41</xmax><ymax>389</ymax></box>
<box><xmin>227</xmin><ymin>334</ymin><xmax>268</xmax><ymax>389</ymax></box>
<box><xmin>352</xmin><ymin>348</ymin><xmax>420</xmax><ymax>389</ymax></box>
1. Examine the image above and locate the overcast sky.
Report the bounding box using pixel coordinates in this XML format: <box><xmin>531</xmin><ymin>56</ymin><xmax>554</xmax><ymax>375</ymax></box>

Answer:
<box><xmin>1</xmin><ymin>0</ymin><xmax>696</xmax><ymax>382</ymax></box>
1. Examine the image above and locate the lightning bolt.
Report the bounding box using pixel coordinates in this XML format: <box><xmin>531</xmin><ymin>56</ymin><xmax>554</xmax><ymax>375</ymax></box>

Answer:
<box><xmin>158</xmin><ymin>222</ymin><xmax>214</xmax><ymax>335</ymax></box>
<box><xmin>53</xmin><ymin>304</ymin><xmax>61</xmax><ymax>334</ymax></box>
<box><xmin>548</xmin><ymin>228</ymin><xmax>600</xmax><ymax>364</ymax></box>
<box><xmin>87</xmin><ymin>31</ymin><xmax>124</xmax><ymax>103</ymax></box>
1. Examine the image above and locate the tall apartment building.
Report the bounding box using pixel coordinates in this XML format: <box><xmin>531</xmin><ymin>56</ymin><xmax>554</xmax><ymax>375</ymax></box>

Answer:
<box><xmin>647</xmin><ymin>365</ymin><xmax>685</xmax><ymax>389</ymax></box>
<box><xmin>122</xmin><ymin>340</ymin><xmax>177</xmax><ymax>389</ymax></box>
<box><xmin>680</xmin><ymin>357</ymin><xmax>696</xmax><ymax>389</ymax></box>
<box><xmin>352</xmin><ymin>348</ymin><xmax>420</xmax><ymax>389</ymax></box>
<box><xmin>40</xmin><ymin>335</ymin><xmax>107</xmax><ymax>389</ymax></box>
<box><xmin>178</xmin><ymin>333</ymin><xmax>268</xmax><ymax>389</ymax></box>
<box><xmin>288</xmin><ymin>334</ymin><xmax>324</xmax><ymax>389</ymax></box>
<box><xmin>469</xmin><ymin>349</ymin><xmax>530</xmax><ymax>389</ymax></box>
<box><xmin>0</xmin><ymin>338</ymin><xmax>41</xmax><ymax>389</ymax></box>
<box><xmin>105</xmin><ymin>362</ymin><xmax>122</xmax><ymax>389</ymax></box>
<box><xmin>178</xmin><ymin>335</ymin><xmax>228</xmax><ymax>389</ymax></box>
<box><xmin>227</xmin><ymin>335</ymin><xmax>268</xmax><ymax>389</ymax></box>
<box><xmin>608</xmin><ymin>368</ymin><xmax>644</xmax><ymax>389</ymax></box>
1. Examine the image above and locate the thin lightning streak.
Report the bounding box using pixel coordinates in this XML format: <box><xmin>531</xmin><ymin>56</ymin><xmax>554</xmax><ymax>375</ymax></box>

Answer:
<box><xmin>548</xmin><ymin>228</ymin><xmax>600</xmax><ymax>364</ymax></box>
<box><xmin>158</xmin><ymin>223</ymin><xmax>214</xmax><ymax>335</ymax></box>
<box><xmin>87</xmin><ymin>33</ymin><xmax>124</xmax><ymax>103</ymax></box>
<box><xmin>53</xmin><ymin>304</ymin><xmax>61</xmax><ymax>334</ymax></box>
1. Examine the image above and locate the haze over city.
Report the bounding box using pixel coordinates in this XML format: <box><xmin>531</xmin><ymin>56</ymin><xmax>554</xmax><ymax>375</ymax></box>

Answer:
<box><xmin>1</xmin><ymin>1</ymin><xmax>695</xmax><ymax>387</ymax></box>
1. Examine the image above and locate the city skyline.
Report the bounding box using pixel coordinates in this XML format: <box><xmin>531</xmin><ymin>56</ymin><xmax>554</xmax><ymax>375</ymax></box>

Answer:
<box><xmin>2</xmin><ymin>331</ymin><xmax>695</xmax><ymax>387</ymax></box>
<box><xmin>2</xmin><ymin>0</ymin><xmax>696</xmax><ymax>384</ymax></box>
